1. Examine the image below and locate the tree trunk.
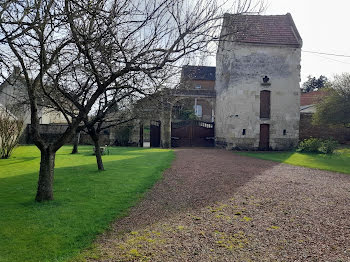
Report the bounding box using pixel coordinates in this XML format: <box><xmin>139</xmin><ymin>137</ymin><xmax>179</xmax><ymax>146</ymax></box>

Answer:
<box><xmin>35</xmin><ymin>149</ymin><xmax>56</xmax><ymax>202</ymax></box>
<box><xmin>71</xmin><ymin>131</ymin><xmax>81</xmax><ymax>154</ymax></box>
<box><xmin>89</xmin><ymin>129</ymin><xmax>104</xmax><ymax>171</ymax></box>
<box><xmin>93</xmin><ymin>137</ymin><xmax>104</xmax><ymax>171</ymax></box>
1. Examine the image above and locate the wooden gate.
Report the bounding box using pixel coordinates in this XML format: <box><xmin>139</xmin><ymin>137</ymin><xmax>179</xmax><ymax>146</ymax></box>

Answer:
<box><xmin>259</xmin><ymin>124</ymin><xmax>270</xmax><ymax>150</ymax></box>
<box><xmin>171</xmin><ymin>120</ymin><xmax>215</xmax><ymax>147</ymax></box>
<box><xmin>150</xmin><ymin>120</ymin><xmax>161</xmax><ymax>147</ymax></box>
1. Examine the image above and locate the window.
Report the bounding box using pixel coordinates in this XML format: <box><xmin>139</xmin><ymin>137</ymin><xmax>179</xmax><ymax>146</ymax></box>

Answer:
<box><xmin>194</xmin><ymin>105</ymin><xmax>202</xmax><ymax>117</ymax></box>
<box><xmin>195</xmin><ymin>85</ymin><xmax>201</xmax><ymax>89</ymax></box>
<box><xmin>242</xmin><ymin>129</ymin><xmax>246</xmax><ymax>135</ymax></box>
<box><xmin>260</xmin><ymin>90</ymin><xmax>271</xmax><ymax>119</ymax></box>
<box><xmin>283</xmin><ymin>129</ymin><xmax>287</xmax><ymax>136</ymax></box>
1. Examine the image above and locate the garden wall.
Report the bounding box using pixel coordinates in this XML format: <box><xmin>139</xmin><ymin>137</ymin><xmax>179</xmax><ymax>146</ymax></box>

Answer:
<box><xmin>299</xmin><ymin>113</ymin><xmax>350</xmax><ymax>144</ymax></box>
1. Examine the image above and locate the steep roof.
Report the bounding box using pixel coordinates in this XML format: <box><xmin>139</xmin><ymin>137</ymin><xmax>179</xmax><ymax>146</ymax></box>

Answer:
<box><xmin>181</xmin><ymin>66</ymin><xmax>216</xmax><ymax>81</ymax></box>
<box><xmin>0</xmin><ymin>69</ymin><xmax>26</xmax><ymax>93</ymax></box>
<box><xmin>0</xmin><ymin>103</ymin><xmax>18</xmax><ymax>119</ymax></box>
<box><xmin>222</xmin><ymin>13</ymin><xmax>302</xmax><ymax>47</ymax></box>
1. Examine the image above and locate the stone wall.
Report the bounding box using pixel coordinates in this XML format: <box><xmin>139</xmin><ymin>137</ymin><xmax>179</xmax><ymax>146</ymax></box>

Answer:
<box><xmin>0</xmin><ymin>74</ymin><xmax>32</xmax><ymax>125</ymax></box>
<box><xmin>21</xmin><ymin>124</ymin><xmax>111</xmax><ymax>146</ymax></box>
<box><xmin>215</xmin><ymin>41</ymin><xmax>301</xmax><ymax>150</ymax></box>
<box><xmin>181</xmin><ymin>79</ymin><xmax>215</xmax><ymax>90</ymax></box>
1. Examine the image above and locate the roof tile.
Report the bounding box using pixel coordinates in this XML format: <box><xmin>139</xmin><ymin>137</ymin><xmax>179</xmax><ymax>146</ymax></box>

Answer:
<box><xmin>222</xmin><ymin>13</ymin><xmax>302</xmax><ymax>47</ymax></box>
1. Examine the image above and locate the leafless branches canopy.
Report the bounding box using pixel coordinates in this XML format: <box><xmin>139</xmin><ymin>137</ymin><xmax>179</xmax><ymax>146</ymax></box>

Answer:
<box><xmin>0</xmin><ymin>0</ymin><xmax>264</xmax><ymax>201</ymax></box>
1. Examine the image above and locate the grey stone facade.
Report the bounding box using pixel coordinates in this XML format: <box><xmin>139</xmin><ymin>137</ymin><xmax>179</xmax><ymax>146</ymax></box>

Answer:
<box><xmin>215</xmin><ymin>14</ymin><xmax>302</xmax><ymax>150</ymax></box>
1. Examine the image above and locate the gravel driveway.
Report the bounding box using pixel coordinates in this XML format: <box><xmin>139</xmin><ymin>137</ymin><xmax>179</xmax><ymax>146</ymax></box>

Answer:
<box><xmin>88</xmin><ymin>148</ymin><xmax>350</xmax><ymax>262</ymax></box>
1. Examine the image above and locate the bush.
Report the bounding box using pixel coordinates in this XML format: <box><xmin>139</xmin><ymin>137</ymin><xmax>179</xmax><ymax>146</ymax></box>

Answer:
<box><xmin>297</xmin><ymin>138</ymin><xmax>338</xmax><ymax>154</ymax></box>
<box><xmin>0</xmin><ymin>115</ymin><xmax>24</xmax><ymax>159</ymax></box>
<box><xmin>297</xmin><ymin>138</ymin><xmax>321</xmax><ymax>153</ymax></box>
<box><xmin>319</xmin><ymin>139</ymin><xmax>338</xmax><ymax>154</ymax></box>
<box><xmin>114</xmin><ymin>125</ymin><xmax>133</xmax><ymax>146</ymax></box>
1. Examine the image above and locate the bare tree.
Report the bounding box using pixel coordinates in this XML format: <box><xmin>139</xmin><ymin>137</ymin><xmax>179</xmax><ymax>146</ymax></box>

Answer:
<box><xmin>0</xmin><ymin>0</ymin><xmax>264</xmax><ymax>201</ymax></box>
<box><xmin>81</xmin><ymin>87</ymin><xmax>136</xmax><ymax>171</ymax></box>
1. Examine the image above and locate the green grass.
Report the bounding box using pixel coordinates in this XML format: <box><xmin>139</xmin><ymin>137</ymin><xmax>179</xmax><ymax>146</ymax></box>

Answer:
<box><xmin>0</xmin><ymin>145</ymin><xmax>174</xmax><ymax>262</ymax></box>
<box><xmin>236</xmin><ymin>147</ymin><xmax>350</xmax><ymax>174</ymax></box>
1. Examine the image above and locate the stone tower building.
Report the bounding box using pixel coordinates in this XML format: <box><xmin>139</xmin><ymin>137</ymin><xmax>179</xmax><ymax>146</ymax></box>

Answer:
<box><xmin>215</xmin><ymin>13</ymin><xmax>302</xmax><ymax>150</ymax></box>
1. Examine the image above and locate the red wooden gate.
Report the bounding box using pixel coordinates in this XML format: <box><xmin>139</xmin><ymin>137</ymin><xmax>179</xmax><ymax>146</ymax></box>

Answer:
<box><xmin>171</xmin><ymin>120</ymin><xmax>215</xmax><ymax>147</ymax></box>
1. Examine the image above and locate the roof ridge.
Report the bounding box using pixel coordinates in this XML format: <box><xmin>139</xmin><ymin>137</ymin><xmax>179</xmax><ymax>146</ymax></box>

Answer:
<box><xmin>221</xmin><ymin>13</ymin><xmax>302</xmax><ymax>48</ymax></box>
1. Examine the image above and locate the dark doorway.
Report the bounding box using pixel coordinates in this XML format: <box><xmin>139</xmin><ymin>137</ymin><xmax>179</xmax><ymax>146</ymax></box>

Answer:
<box><xmin>259</xmin><ymin>124</ymin><xmax>270</xmax><ymax>150</ymax></box>
<box><xmin>260</xmin><ymin>90</ymin><xmax>271</xmax><ymax>119</ymax></box>
<box><xmin>150</xmin><ymin>121</ymin><xmax>161</xmax><ymax>147</ymax></box>
<box><xmin>171</xmin><ymin>120</ymin><xmax>215</xmax><ymax>147</ymax></box>
<box><xmin>139</xmin><ymin>123</ymin><xmax>144</xmax><ymax>147</ymax></box>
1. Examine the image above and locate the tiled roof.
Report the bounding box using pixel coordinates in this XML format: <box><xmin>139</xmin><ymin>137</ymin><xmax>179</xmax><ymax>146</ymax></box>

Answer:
<box><xmin>181</xmin><ymin>66</ymin><xmax>216</xmax><ymax>81</ymax></box>
<box><xmin>222</xmin><ymin>13</ymin><xmax>302</xmax><ymax>47</ymax></box>
<box><xmin>300</xmin><ymin>91</ymin><xmax>327</xmax><ymax>106</ymax></box>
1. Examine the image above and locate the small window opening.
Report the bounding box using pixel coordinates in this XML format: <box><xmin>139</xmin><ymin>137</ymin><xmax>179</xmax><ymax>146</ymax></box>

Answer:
<box><xmin>283</xmin><ymin>129</ymin><xmax>287</xmax><ymax>136</ymax></box>
<box><xmin>242</xmin><ymin>129</ymin><xmax>246</xmax><ymax>135</ymax></box>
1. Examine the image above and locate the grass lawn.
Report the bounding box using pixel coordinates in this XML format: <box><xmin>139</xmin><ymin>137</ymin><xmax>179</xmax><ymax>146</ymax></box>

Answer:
<box><xmin>0</xmin><ymin>145</ymin><xmax>174</xmax><ymax>262</ymax></box>
<box><xmin>236</xmin><ymin>147</ymin><xmax>350</xmax><ymax>174</ymax></box>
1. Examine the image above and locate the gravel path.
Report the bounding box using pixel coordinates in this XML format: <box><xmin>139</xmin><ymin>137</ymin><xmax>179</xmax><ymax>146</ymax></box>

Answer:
<box><xmin>88</xmin><ymin>148</ymin><xmax>350</xmax><ymax>262</ymax></box>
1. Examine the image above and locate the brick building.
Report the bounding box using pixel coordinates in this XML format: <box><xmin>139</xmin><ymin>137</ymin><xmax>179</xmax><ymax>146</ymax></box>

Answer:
<box><xmin>173</xmin><ymin>65</ymin><xmax>216</xmax><ymax>122</ymax></box>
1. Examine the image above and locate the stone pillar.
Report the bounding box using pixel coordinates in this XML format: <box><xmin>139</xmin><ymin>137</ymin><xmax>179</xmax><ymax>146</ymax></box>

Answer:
<box><xmin>109</xmin><ymin>127</ymin><xmax>115</xmax><ymax>145</ymax></box>
<box><xmin>160</xmin><ymin>106</ymin><xmax>172</xmax><ymax>149</ymax></box>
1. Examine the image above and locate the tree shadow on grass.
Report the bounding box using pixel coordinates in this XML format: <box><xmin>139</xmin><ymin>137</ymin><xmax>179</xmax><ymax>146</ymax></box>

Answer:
<box><xmin>0</xmin><ymin>156</ymin><xmax>38</xmax><ymax>167</ymax></box>
<box><xmin>74</xmin><ymin>146</ymin><xmax>170</xmax><ymax>156</ymax></box>
<box><xmin>0</xmin><ymin>152</ymin><xmax>172</xmax><ymax>262</ymax></box>
<box><xmin>237</xmin><ymin>149</ymin><xmax>350</xmax><ymax>174</ymax></box>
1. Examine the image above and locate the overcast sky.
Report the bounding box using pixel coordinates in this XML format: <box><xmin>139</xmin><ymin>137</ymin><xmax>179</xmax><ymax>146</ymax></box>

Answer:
<box><xmin>264</xmin><ymin>0</ymin><xmax>350</xmax><ymax>82</ymax></box>
<box><xmin>207</xmin><ymin>0</ymin><xmax>350</xmax><ymax>83</ymax></box>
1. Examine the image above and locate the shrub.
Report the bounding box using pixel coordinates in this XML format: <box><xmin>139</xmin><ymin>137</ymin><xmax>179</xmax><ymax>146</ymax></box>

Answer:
<box><xmin>297</xmin><ymin>138</ymin><xmax>321</xmax><ymax>153</ymax></box>
<box><xmin>297</xmin><ymin>138</ymin><xmax>339</xmax><ymax>154</ymax></box>
<box><xmin>0</xmin><ymin>115</ymin><xmax>24</xmax><ymax>159</ymax></box>
<box><xmin>319</xmin><ymin>139</ymin><xmax>338</xmax><ymax>154</ymax></box>
<box><xmin>114</xmin><ymin>125</ymin><xmax>133</xmax><ymax>146</ymax></box>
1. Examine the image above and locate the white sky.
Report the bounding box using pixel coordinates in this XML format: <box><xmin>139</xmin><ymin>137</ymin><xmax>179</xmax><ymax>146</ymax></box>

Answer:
<box><xmin>264</xmin><ymin>0</ymin><xmax>350</xmax><ymax>82</ymax></box>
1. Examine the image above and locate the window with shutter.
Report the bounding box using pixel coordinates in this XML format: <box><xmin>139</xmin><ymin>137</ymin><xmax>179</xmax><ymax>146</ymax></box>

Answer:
<box><xmin>260</xmin><ymin>90</ymin><xmax>271</xmax><ymax>119</ymax></box>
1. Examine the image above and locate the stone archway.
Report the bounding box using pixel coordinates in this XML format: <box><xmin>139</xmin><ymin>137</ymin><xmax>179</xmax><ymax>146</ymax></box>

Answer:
<box><xmin>133</xmin><ymin>89</ymin><xmax>216</xmax><ymax>149</ymax></box>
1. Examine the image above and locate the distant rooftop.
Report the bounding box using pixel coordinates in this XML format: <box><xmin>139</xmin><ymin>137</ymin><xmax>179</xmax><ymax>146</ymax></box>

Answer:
<box><xmin>181</xmin><ymin>66</ymin><xmax>216</xmax><ymax>81</ymax></box>
<box><xmin>222</xmin><ymin>13</ymin><xmax>302</xmax><ymax>47</ymax></box>
<box><xmin>300</xmin><ymin>90</ymin><xmax>327</xmax><ymax>106</ymax></box>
